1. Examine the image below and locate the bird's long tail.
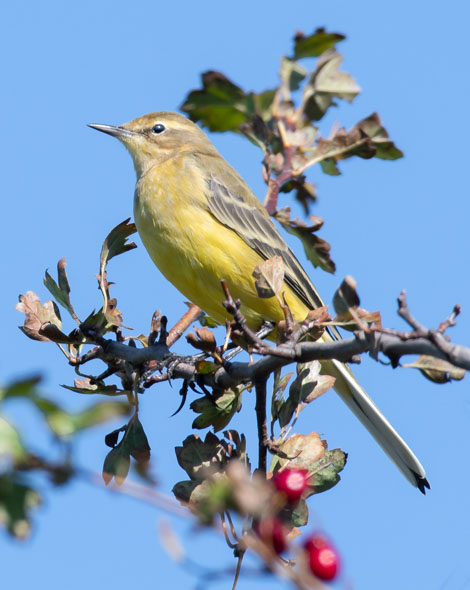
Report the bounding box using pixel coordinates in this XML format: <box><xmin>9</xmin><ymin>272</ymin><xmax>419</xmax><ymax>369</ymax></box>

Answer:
<box><xmin>321</xmin><ymin>352</ymin><xmax>429</xmax><ymax>493</ymax></box>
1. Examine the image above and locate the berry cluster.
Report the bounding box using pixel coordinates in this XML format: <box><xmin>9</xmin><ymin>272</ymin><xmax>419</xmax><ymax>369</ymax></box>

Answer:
<box><xmin>253</xmin><ymin>468</ymin><xmax>340</xmax><ymax>582</ymax></box>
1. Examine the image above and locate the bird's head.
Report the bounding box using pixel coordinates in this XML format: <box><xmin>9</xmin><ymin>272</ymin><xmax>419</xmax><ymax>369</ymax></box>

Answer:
<box><xmin>89</xmin><ymin>112</ymin><xmax>216</xmax><ymax>177</ymax></box>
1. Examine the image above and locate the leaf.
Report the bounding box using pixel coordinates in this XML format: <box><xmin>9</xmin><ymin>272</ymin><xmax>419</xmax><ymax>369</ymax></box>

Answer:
<box><xmin>306</xmin><ymin>448</ymin><xmax>347</xmax><ymax>494</ymax></box>
<box><xmin>320</xmin><ymin>158</ymin><xmax>341</xmax><ymax>176</ymax></box>
<box><xmin>181</xmin><ymin>71</ymin><xmax>275</xmax><ymax>132</ymax></box>
<box><xmin>70</xmin><ymin>401</ymin><xmax>132</xmax><ymax>433</ymax></box>
<box><xmin>332</xmin><ymin>276</ymin><xmax>381</xmax><ymax>331</ymax></box>
<box><xmin>275</xmin><ymin>208</ymin><xmax>336</xmax><ymax>274</ymax></box>
<box><xmin>333</xmin><ymin>275</ymin><xmax>360</xmax><ymax>316</ymax></box>
<box><xmin>280</xmin><ymin>498</ymin><xmax>309</xmax><ymax>528</ymax></box>
<box><xmin>172</xmin><ymin>480</ymin><xmax>200</xmax><ymax>504</ymax></box>
<box><xmin>16</xmin><ymin>291</ymin><xmax>63</xmax><ymax>342</ymax></box>
<box><xmin>280</xmin><ymin>57</ymin><xmax>307</xmax><ymax>92</ymax></box>
<box><xmin>293</xmin><ymin>28</ymin><xmax>346</xmax><ymax>60</ymax></box>
<box><xmin>174</xmin><ymin>433</ymin><xmax>226</xmax><ymax>481</ymax></box>
<box><xmin>403</xmin><ymin>355</ymin><xmax>466</xmax><ymax>384</ymax></box>
<box><xmin>0</xmin><ymin>417</ymin><xmax>26</xmax><ymax>463</ymax></box>
<box><xmin>198</xmin><ymin>313</ymin><xmax>219</xmax><ymax>328</ymax></box>
<box><xmin>99</xmin><ymin>218</ymin><xmax>137</xmax><ymax>271</ymax></box>
<box><xmin>274</xmin><ymin>433</ymin><xmax>346</xmax><ymax>495</ymax></box>
<box><xmin>102</xmin><ymin>414</ymin><xmax>150</xmax><ymax>485</ymax></box>
<box><xmin>314</xmin><ymin>52</ymin><xmax>361</xmax><ymax>101</ymax></box>
<box><xmin>290</xmin><ymin>361</ymin><xmax>335</xmax><ymax>404</ymax></box>
<box><xmin>280</xmin><ymin>178</ymin><xmax>317</xmax><ymax>215</ymax></box>
<box><xmin>276</xmin><ymin>362</ymin><xmax>335</xmax><ymax>428</ymax></box>
<box><xmin>311</xmin><ymin>112</ymin><xmax>403</xmax><ymax>174</ymax></box>
<box><xmin>354</xmin><ymin>112</ymin><xmax>404</xmax><ymax>160</ymax></box>
<box><xmin>300</xmin><ymin>50</ymin><xmax>361</xmax><ymax>122</ymax></box>
<box><xmin>43</xmin><ymin>258</ymin><xmax>78</xmax><ymax>321</ymax></box>
<box><xmin>98</xmin><ymin>219</ymin><xmax>137</xmax><ymax>328</ymax></box>
<box><xmin>0</xmin><ymin>475</ymin><xmax>41</xmax><ymax>539</ymax></box>
<box><xmin>37</xmin><ymin>323</ymin><xmax>79</xmax><ymax>344</ymax></box>
<box><xmin>61</xmin><ymin>377</ymin><xmax>123</xmax><ymax>396</ymax></box>
<box><xmin>125</xmin><ymin>414</ymin><xmax>151</xmax><ymax>465</ymax></box>
<box><xmin>0</xmin><ymin>376</ymin><xmax>41</xmax><ymax>402</ymax></box>
<box><xmin>186</xmin><ymin>327</ymin><xmax>217</xmax><ymax>354</ymax></box>
<box><xmin>191</xmin><ymin>387</ymin><xmax>242</xmax><ymax>432</ymax></box>
<box><xmin>102</xmin><ymin>445</ymin><xmax>130</xmax><ymax>486</ymax></box>
<box><xmin>173</xmin><ymin>476</ymin><xmax>231</xmax><ymax>523</ymax></box>
<box><xmin>252</xmin><ymin>256</ymin><xmax>285</xmax><ymax>299</ymax></box>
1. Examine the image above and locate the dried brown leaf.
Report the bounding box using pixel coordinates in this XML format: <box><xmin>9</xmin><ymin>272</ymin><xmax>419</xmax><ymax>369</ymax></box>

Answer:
<box><xmin>275</xmin><ymin>208</ymin><xmax>335</xmax><ymax>274</ymax></box>
<box><xmin>252</xmin><ymin>256</ymin><xmax>285</xmax><ymax>299</ymax></box>
<box><xmin>16</xmin><ymin>291</ymin><xmax>62</xmax><ymax>342</ymax></box>
<box><xmin>186</xmin><ymin>327</ymin><xmax>217</xmax><ymax>354</ymax></box>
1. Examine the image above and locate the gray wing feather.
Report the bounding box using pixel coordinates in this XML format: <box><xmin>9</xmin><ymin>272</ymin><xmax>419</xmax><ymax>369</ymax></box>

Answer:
<box><xmin>205</xmin><ymin>175</ymin><xmax>325</xmax><ymax>312</ymax></box>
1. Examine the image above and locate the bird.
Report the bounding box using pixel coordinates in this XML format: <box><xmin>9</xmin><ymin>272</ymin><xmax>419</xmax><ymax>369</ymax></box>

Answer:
<box><xmin>89</xmin><ymin>111</ymin><xmax>429</xmax><ymax>493</ymax></box>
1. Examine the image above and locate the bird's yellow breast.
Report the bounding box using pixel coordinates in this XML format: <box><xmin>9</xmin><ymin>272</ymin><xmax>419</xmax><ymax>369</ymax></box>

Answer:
<box><xmin>134</xmin><ymin>154</ymin><xmax>309</xmax><ymax>328</ymax></box>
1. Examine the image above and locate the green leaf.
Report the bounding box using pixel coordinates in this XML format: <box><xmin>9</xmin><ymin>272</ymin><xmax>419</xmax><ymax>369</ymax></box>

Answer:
<box><xmin>173</xmin><ymin>476</ymin><xmax>231</xmax><ymax>523</ymax></box>
<box><xmin>280</xmin><ymin>57</ymin><xmax>307</xmax><ymax>92</ymax></box>
<box><xmin>354</xmin><ymin>112</ymin><xmax>404</xmax><ymax>160</ymax></box>
<box><xmin>320</xmin><ymin>158</ymin><xmax>341</xmax><ymax>176</ymax></box>
<box><xmin>181</xmin><ymin>70</ymin><xmax>275</xmax><ymax>132</ymax></box>
<box><xmin>36</xmin><ymin>398</ymin><xmax>130</xmax><ymax>437</ymax></box>
<box><xmin>172</xmin><ymin>479</ymin><xmax>200</xmax><ymax>504</ymax></box>
<box><xmin>313</xmin><ymin>52</ymin><xmax>360</xmax><ymax>101</ymax></box>
<box><xmin>174</xmin><ymin>433</ymin><xmax>226</xmax><ymax>481</ymax></box>
<box><xmin>0</xmin><ymin>417</ymin><xmax>26</xmax><ymax>463</ymax></box>
<box><xmin>102</xmin><ymin>445</ymin><xmax>131</xmax><ymax>486</ymax></box>
<box><xmin>300</xmin><ymin>50</ymin><xmax>360</xmax><ymax>122</ymax></box>
<box><xmin>43</xmin><ymin>259</ymin><xmax>78</xmax><ymax>322</ymax></box>
<box><xmin>191</xmin><ymin>387</ymin><xmax>242</xmax><ymax>432</ymax></box>
<box><xmin>97</xmin><ymin>219</ymin><xmax>137</xmax><ymax>328</ymax></box>
<box><xmin>281</xmin><ymin>498</ymin><xmax>309</xmax><ymax>528</ymax></box>
<box><xmin>0</xmin><ymin>377</ymin><xmax>41</xmax><ymax>402</ymax></box>
<box><xmin>102</xmin><ymin>414</ymin><xmax>151</xmax><ymax>485</ymax></box>
<box><xmin>198</xmin><ymin>314</ymin><xmax>220</xmax><ymax>328</ymax></box>
<box><xmin>71</xmin><ymin>401</ymin><xmax>132</xmax><ymax>433</ymax></box>
<box><xmin>181</xmin><ymin>71</ymin><xmax>250</xmax><ymax>131</ymax></box>
<box><xmin>125</xmin><ymin>414</ymin><xmax>151</xmax><ymax>465</ymax></box>
<box><xmin>307</xmin><ymin>448</ymin><xmax>347</xmax><ymax>494</ymax></box>
<box><xmin>293</xmin><ymin>28</ymin><xmax>346</xmax><ymax>60</ymax></box>
<box><xmin>99</xmin><ymin>218</ymin><xmax>137</xmax><ymax>273</ymax></box>
<box><xmin>0</xmin><ymin>475</ymin><xmax>41</xmax><ymax>539</ymax></box>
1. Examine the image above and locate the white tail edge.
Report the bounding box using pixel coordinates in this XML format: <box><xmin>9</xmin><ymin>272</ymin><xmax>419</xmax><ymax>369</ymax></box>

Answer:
<box><xmin>322</xmin><ymin>358</ymin><xmax>430</xmax><ymax>494</ymax></box>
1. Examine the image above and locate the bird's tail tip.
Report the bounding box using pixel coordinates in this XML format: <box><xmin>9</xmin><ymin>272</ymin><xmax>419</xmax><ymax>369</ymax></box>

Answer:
<box><xmin>416</xmin><ymin>475</ymin><xmax>431</xmax><ymax>495</ymax></box>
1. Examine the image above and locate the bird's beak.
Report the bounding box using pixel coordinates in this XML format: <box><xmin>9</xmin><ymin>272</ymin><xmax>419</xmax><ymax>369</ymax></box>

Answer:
<box><xmin>88</xmin><ymin>123</ymin><xmax>136</xmax><ymax>139</ymax></box>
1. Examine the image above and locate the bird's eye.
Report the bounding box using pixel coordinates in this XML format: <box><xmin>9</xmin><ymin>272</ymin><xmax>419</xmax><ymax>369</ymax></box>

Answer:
<box><xmin>152</xmin><ymin>123</ymin><xmax>166</xmax><ymax>134</ymax></box>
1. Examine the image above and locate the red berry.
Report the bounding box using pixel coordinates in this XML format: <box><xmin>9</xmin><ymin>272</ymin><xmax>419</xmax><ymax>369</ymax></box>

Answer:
<box><xmin>304</xmin><ymin>534</ymin><xmax>340</xmax><ymax>581</ymax></box>
<box><xmin>273</xmin><ymin>468</ymin><xmax>309</xmax><ymax>502</ymax></box>
<box><xmin>253</xmin><ymin>517</ymin><xmax>288</xmax><ymax>554</ymax></box>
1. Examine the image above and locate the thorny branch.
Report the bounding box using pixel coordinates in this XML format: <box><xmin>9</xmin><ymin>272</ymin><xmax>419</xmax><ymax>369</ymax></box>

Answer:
<box><xmin>70</xmin><ymin>290</ymin><xmax>469</xmax><ymax>397</ymax></box>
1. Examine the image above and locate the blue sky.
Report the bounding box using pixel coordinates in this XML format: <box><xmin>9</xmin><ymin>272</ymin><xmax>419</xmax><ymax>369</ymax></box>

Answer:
<box><xmin>2</xmin><ymin>1</ymin><xmax>470</xmax><ymax>589</ymax></box>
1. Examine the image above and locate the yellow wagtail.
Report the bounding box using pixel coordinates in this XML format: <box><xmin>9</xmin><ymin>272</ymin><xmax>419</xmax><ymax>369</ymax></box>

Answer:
<box><xmin>89</xmin><ymin>112</ymin><xmax>429</xmax><ymax>493</ymax></box>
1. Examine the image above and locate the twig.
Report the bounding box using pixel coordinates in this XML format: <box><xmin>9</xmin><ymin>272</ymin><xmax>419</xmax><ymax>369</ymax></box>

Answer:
<box><xmin>438</xmin><ymin>304</ymin><xmax>461</xmax><ymax>334</ymax></box>
<box><xmin>231</xmin><ymin>550</ymin><xmax>245</xmax><ymax>590</ymax></box>
<box><xmin>167</xmin><ymin>304</ymin><xmax>202</xmax><ymax>347</ymax></box>
<box><xmin>220</xmin><ymin>512</ymin><xmax>238</xmax><ymax>549</ymax></box>
<box><xmin>254</xmin><ymin>377</ymin><xmax>269</xmax><ymax>474</ymax></box>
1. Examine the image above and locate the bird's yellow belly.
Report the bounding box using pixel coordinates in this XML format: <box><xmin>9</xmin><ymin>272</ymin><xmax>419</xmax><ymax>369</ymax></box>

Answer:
<box><xmin>134</xmin><ymin>163</ymin><xmax>309</xmax><ymax>329</ymax></box>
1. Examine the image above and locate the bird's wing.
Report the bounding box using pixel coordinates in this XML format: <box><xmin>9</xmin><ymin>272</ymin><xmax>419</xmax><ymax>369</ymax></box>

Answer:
<box><xmin>202</xmin><ymin>168</ymin><xmax>324</xmax><ymax>312</ymax></box>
